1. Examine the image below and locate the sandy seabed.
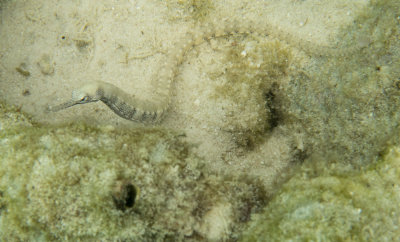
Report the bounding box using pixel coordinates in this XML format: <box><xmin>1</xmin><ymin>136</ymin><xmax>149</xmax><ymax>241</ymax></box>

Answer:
<box><xmin>0</xmin><ymin>0</ymin><xmax>373</xmax><ymax>193</ymax></box>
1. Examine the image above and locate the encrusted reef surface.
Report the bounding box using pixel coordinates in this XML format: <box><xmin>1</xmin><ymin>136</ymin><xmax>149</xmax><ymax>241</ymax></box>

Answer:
<box><xmin>0</xmin><ymin>102</ymin><xmax>268</xmax><ymax>241</ymax></box>
<box><xmin>237</xmin><ymin>1</ymin><xmax>400</xmax><ymax>240</ymax></box>
<box><xmin>1</xmin><ymin>0</ymin><xmax>400</xmax><ymax>240</ymax></box>
<box><xmin>280</xmin><ymin>0</ymin><xmax>400</xmax><ymax>166</ymax></box>
<box><xmin>240</xmin><ymin>145</ymin><xmax>400</xmax><ymax>241</ymax></box>
<box><xmin>169</xmin><ymin>0</ymin><xmax>400</xmax><ymax>168</ymax></box>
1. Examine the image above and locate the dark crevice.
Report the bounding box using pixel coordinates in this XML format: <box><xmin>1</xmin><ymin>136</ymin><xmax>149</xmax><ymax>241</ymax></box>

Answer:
<box><xmin>264</xmin><ymin>88</ymin><xmax>281</xmax><ymax>129</ymax></box>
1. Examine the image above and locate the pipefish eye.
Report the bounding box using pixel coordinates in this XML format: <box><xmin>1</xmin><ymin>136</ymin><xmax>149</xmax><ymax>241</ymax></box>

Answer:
<box><xmin>80</xmin><ymin>96</ymin><xmax>89</xmax><ymax>102</ymax></box>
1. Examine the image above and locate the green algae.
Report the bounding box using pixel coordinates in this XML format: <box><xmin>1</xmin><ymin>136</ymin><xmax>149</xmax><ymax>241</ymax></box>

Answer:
<box><xmin>199</xmin><ymin>0</ymin><xmax>400</xmax><ymax>165</ymax></box>
<box><xmin>0</xmin><ymin>102</ymin><xmax>34</xmax><ymax>130</ymax></box>
<box><xmin>0</xmin><ymin>0</ymin><xmax>399</xmax><ymax>240</ymax></box>
<box><xmin>279</xmin><ymin>0</ymin><xmax>400</xmax><ymax>166</ymax></box>
<box><xmin>240</xmin><ymin>145</ymin><xmax>400</xmax><ymax>241</ymax></box>
<box><xmin>0</xmin><ymin>102</ymin><xmax>267</xmax><ymax>241</ymax></box>
<box><xmin>210</xmin><ymin>36</ymin><xmax>291</xmax><ymax>150</ymax></box>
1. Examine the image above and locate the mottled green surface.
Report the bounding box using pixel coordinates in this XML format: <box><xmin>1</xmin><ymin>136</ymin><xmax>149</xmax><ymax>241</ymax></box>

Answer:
<box><xmin>1</xmin><ymin>0</ymin><xmax>399</xmax><ymax>240</ymax></box>
<box><xmin>200</xmin><ymin>0</ymin><xmax>400</xmax><ymax>165</ymax></box>
<box><xmin>0</xmin><ymin>102</ymin><xmax>267</xmax><ymax>241</ymax></box>
<box><xmin>241</xmin><ymin>146</ymin><xmax>400</xmax><ymax>241</ymax></box>
<box><xmin>211</xmin><ymin>36</ymin><xmax>291</xmax><ymax>149</ymax></box>
<box><xmin>282</xmin><ymin>0</ymin><xmax>400</xmax><ymax>165</ymax></box>
<box><xmin>236</xmin><ymin>2</ymin><xmax>400</xmax><ymax>238</ymax></box>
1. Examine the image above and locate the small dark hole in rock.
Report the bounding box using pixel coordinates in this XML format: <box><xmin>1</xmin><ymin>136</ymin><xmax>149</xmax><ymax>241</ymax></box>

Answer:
<box><xmin>124</xmin><ymin>184</ymin><xmax>137</xmax><ymax>208</ymax></box>
<box><xmin>112</xmin><ymin>181</ymin><xmax>138</xmax><ymax>211</ymax></box>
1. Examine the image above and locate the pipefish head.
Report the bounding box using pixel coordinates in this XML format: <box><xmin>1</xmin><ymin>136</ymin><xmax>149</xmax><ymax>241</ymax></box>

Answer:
<box><xmin>47</xmin><ymin>82</ymin><xmax>102</xmax><ymax>112</ymax></box>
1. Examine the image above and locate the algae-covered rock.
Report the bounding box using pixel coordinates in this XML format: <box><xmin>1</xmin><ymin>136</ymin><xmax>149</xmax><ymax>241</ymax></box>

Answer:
<box><xmin>0</xmin><ymin>102</ymin><xmax>33</xmax><ymax>130</ymax></box>
<box><xmin>0</xmin><ymin>102</ymin><xmax>267</xmax><ymax>241</ymax></box>
<box><xmin>283</xmin><ymin>0</ymin><xmax>400</xmax><ymax>166</ymax></box>
<box><xmin>240</xmin><ymin>145</ymin><xmax>400</xmax><ymax>241</ymax></box>
<box><xmin>210</xmin><ymin>36</ymin><xmax>291</xmax><ymax>149</ymax></box>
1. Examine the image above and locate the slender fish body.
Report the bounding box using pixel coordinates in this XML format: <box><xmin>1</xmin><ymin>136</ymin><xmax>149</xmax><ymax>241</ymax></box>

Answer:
<box><xmin>48</xmin><ymin>19</ymin><xmax>359</xmax><ymax>123</ymax></box>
